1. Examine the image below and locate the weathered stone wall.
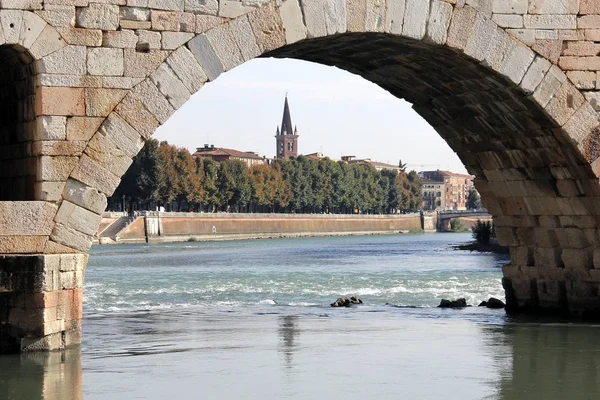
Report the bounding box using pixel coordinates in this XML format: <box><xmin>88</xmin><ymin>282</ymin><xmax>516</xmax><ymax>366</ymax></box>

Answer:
<box><xmin>3</xmin><ymin>0</ymin><xmax>600</xmax><ymax>350</ymax></box>
<box><xmin>115</xmin><ymin>212</ymin><xmax>424</xmax><ymax>241</ymax></box>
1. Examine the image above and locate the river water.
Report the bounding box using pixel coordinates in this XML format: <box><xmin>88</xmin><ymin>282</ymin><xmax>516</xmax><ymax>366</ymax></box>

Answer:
<box><xmin>1</xmin><ymin>233</ymin><xmax>600</xmax><ymax>399</ymax></box>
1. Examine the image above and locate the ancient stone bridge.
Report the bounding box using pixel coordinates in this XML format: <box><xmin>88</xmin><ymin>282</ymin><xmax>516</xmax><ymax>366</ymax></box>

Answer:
<box><xmin>2</xmin><ymin>0</ymin><xmax>600</xmax><ymax>352</ymax></box>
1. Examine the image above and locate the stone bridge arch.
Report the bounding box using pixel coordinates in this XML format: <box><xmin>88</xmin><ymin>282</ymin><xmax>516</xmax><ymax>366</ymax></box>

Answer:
<box><xmin>3</xmin><ymin>0</ymin><xmax>600</xmax><ymax>351</ymax></box>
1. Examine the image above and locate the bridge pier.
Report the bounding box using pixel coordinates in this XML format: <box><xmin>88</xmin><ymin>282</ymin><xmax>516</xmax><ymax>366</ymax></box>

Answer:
<box><xmin>0</xmin><ymin>254</ymin><xmax>86</xmax><ymax>353</ymax></box>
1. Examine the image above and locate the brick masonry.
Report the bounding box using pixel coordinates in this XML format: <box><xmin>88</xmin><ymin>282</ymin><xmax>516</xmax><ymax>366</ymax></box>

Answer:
<box><xmin>2</xmin><ymin>0</ymin><xmax>600</xmax><ymax>350</ymax></box>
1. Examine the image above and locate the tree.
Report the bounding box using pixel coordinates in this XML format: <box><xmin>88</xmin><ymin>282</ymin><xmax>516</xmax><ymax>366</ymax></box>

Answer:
<box><xmin>156</xmin><ymin>142</ymin><xmax>179</xmax><ymax>210</ymax></box>
<box><xmin>398</xmin><ymin>159</ymin><xmax>407</xmax><ymax>172</ymax></box>
<box><xmin>173</xmin><ymin>147</ymin><xmax>202</xmax><ymax>211</ymax></box>
<box><xmin>466</xmin><ymin>189</ymin><xmax>482</xmax><ymax>210</ymax></box>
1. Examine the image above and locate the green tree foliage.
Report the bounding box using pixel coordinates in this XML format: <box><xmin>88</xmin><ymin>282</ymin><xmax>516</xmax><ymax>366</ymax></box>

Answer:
<box><xmin>109</xmin><ymin>140</ymin><xmax>424</xmax><ymax>214</ymax></box>
<box><xmin>472</xmin><ymin>220</ymin><xmax>493</xmax><ymax>245</ymax></box>
<box><xmin>466</xmin><ymin>189</ymin><xmax>482</xmax><ymax>210</ymax></box>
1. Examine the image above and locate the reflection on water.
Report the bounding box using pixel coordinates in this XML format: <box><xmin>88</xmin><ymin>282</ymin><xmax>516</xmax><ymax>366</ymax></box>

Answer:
<box><xmin>483</xmin><ymin>322</ymin><xmax>600</xmax><ymax>400</ymax></box>
<box><xmin>278</xmin><ymin>316</ymin><xmax>300</xmax><ymax>369</ymax></box>
<box><xmin>2</xmin><ymin>319</ymin><xmax>599</xmax><ymax>399</ymax></box>
<box><xmin>0</xmin><ymin>349</ymin><xmax>81</xmax><ymax>400</ymax></box>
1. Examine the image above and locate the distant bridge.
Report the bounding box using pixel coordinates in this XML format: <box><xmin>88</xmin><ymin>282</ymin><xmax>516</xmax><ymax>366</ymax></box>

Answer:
<box><xmin>436</xmin><ymin>210</ymin><xmax>492</xmax><ymax>232</ymax></box>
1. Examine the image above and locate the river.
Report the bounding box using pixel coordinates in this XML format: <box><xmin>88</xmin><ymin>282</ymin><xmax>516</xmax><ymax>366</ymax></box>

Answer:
<box><xmin>1</xmin><ymin>233</ymin><xmax>599</xmax><ymax>399</ymax></box>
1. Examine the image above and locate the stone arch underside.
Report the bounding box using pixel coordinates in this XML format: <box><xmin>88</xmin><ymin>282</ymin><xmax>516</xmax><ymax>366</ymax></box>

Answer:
<box><xmin>4</xmin><ymin>1</ymin><xmax>600</xmax><ymax>352</ymax></box>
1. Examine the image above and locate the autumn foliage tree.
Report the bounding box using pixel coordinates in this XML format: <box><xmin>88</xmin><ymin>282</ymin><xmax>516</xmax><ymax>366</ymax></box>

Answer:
<box><xmin>109</xmin><ymin>140</ymin><xmax>423</xmax><ymax>214</ymax></box>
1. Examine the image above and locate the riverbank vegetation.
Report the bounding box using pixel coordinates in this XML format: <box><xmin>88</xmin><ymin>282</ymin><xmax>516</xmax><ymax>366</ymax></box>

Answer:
<box><xmin>108</xmin><ymin>139</ymin><xmax>423</xmax><ymax>214</ymax></box>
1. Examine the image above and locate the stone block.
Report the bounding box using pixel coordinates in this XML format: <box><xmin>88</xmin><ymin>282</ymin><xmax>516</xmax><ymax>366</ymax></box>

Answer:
<box><xmin>534</xmin><ymin>247</ymin><xmax>563</xmax><ymax>268</ymax></box>
<box><xmin>35</xmin><ymin>181</ymin><xmax>66</xmax><ymax>201</ymax></box>
<box><xmin>29</xmin><ymin>24</ymin><xmax>66</xmax><ymax>59</ymax></box>
<box><xmin>19</xmin><ymin>11</ymin><xmax>46</xmax><ymax>49</ymax></box>
<box><xmin>506</xmin><ymin>28</ymin><xmax>534</xmax><ymax>44</ymax></box>
<box><xmin>70</xmin><ymin>154</ymin><xmax>122</xmax><ymax>196</ymax></box>
<box><xmin>185</xmin><ymin>0</ymin><xmax>218</xmax><ymax>14</ymax></box>
<box><xmin>279</xmin><ymin>0</ymin><xmax>306</xmax><ymax>43</ymax></box>
<box><xmin>187</xmin><ymin>34</ymin><xmax>223</xmax><ymax>81</ymax></box>
<box><xmin>120</xmin><ymin>6</ymin><xmax>150</xmax><ymax>21</ymax></box>
<box><xmin>0</xmin><ymin>236</ymin><xmax>48</xmax><ymax>254</ymax></box>
<box><xmin>102</xmin><ymin>29</ymin><xmax>137</xmax><ymax>48</ymax></box>
<box><xmin>76</xmin><ymin>4</ymin><xmax>119</xmax><ymax>30</ymax></box>
<box><xmin>528</xmin><ymin>0</ymin><xmax>578</xmax><ymax>14</ymax></box>
<box><xmin>150</xmin><ymin>63</ymin><xmax>191</xmax><ymax>109</ymax></box>
<box><xmin>347</xmin><ymin>0</ymin><xmax>368</xmax><ymax>33</ymax></box>
<box><xmin>35</xmin><ymin>5</ymin><xmax>75</xmax><ymax>27</ymax></box>
<box><xmin>161</xmin><ymin>31</ymin><xmax>193</xmax><ymax>49</ymax></box>
<box><xmin>524</xmin><ymin>15</ymin><xmax>576</xmax><ymax>29</ymax></box>
<box><xmin>35</xmin><ymin>116</ymin><xmax>67</xmax><ymax>141</ymax></box>
<box><xmin>180</xmin><ymin>12</ymin><xmax>195</xmax><ymax>32</ymax></box>
<box><xmin>301</xmin><ymin>0</ymin><xmax>346</xmax><ymax>37</ymax></box>
<box><xmin>21</xmin><ymin>332</ymin><xmax>63</xmax><ymax>352</ymax></box>
<box><xmin>54</xmin><ymin>200</ymin><xmax>101</xmax><ymax>236</ymax></box>
<box><xmin>57</xmin><ymin>27</ymin><xmax>102</xmax><ymax>46</ymax></box>
<box><xmin>402</xmin><ymin>0</ymin><xmax>430</xmax><ymax>40</ymax></box>
<box><xmin>0</xmin><ymin>10</ymin><xmax>24</xmax><ymax>44</ymax></box>
<box><xmin>195</xmin><ymin>14</ymin><xmax>223</xmax><ymax>33</ymax></box>
<box><xmin>247</xmin><ymin>2</ymin><xmax>286</xmax><ymax>53</ymax></box>
<box><xmin>426</xmin><ymin>0</ymin><xmax>452</xmax><ymax>44</ymax></box>
<box><xmin>37</xmin><ymin>156</ymin><xmax>79</xmax><ymax>181</ymax></box>
<box><xmin>581</xmin><ymin>0</ymin><xmax>600</xmax><ymax>14</ymax></box>
<box><xmin>578</xmin><ymin>15</ymin><xmax>600</xmax><ymax>29</ymax></box>
<box><xmin>384</xmin><ymin>0</ymin><xmax>405</xmax><ymax>34</ymax></box>
<box><xmin>492</xmin><ymin>14</ymin><xmax>522</xmax><ymax>28</ymax></box>
<box><xmin>532</xmin><ymin>65</ymin><xmax>566</xmax><ymax>108</ymax></box>
<box><xmin>464</xmin><ymin>15</ymin><xmax>496</xmax><ymax>61</ymax></box>
<box><xmin>229</xmin><ymin>15</ymin><xmax>260</xmax><ymax>61</ymax></box>
<box><xmin>63</xmin><ymin>178</ymin><xmax>108</xmax><ymax>214</ymax></box>
<box><xmin>38</xmin><ymin>45</ymin><xmax>86</xmax><ymax>75</ymax></box>
<box><xmin>545</xmin><ymin>81</ymin><xmax>585</xmax><ymax>126</ymax></box>
<box><xmin>492</xmin><ymin>0</ymin><xmax>526</xmax><ymax>14</ymax></box>
<box><xmin>87</xmin><ymin>47</ymin><xmax>124</xmax><ymax>76</ymax></box>
<box><xmin>0</xmin><ymin>202</ymin><xmax>57</xmax><ymax>236</ymax></box>
<box><xmin>85</xmin><ymin>132</ymin><xmax>135</xmax><ymax>177</ymax></box>
<box><xmin>85</xmin><ymin>88</ymin><xmax>127</xmax><ymax>117</ymax></box>
<box><xmin>562</xmin><ymin>248</ymin><xmax>593</xmax><ymax>270</ymax></box>
<box><xmin>218</xmin><ymin>0</ymin><xmax>256</xmax><ymax>18</ymax></box>
<box><xmin>123</xmin><ymin>48</ymin><xmax>169</xmax><ymax>78</ymax></box>
<box><xmin>115</xmin><ymin>94</ymin><xmax>160</xmax><ymax>139</ymax></box>
<box><xmin>36</xmin><ymin>86</ymin><xmax>85</xmax><ymax>116</ymax></box>
<box><xmin>101</xmin><ymin>76</ymin><xmax>144</xmax><ymax>89</ymax></box>
<box><xmin>149</xmin><ymin>0</ymin><xmax>184</xmax><ymax>10</ymax></box>
<box><xmin>131</xmin><ymin>79</ymin><xmax>175</xmax><ymax>124</ymax></box>
<box><xmin>520</xmin><ymin>56</ymin><xmax>551</xmax><ymax>94</ymax></box>
<box><xmin>166</xmin><ymin>45</ymin><xmax>207</xmax><ymax>94</ymax></box>
<box><xmin>136</xmin><ymin>29</ymin><xmax>162</xmax><ymax>49</ymax></box>
<box><xmin>36</xmin><ymin>73</ymin><xmax>102</xmax><ymax>88</ymax></box>
<box><xmin>566</xmin><ymin>71</ymin><xmax>597</xmax><ymax>90</ymax></box>
<box><xmin>1</xmin><ymin>0</ymin><xmax>42</xmax><ymax>9</ymax></box>
<box><xmin>44</xmin><ymin>239</ymin><xmax>79</xmax><ymax>254</ymax></box>
<box><xmin>99</xmin><ymin>113</ymin><xmax>144</xmax><ymax>157</ymax></box>
<box><xmin>202</xmin><ymin>22</ymin><xmax>243</xmax><ymax>73</ymax></box>
<box><xmin>151</xmin><ymin>10</ymin><xmax>181</xmax><ymax>31</ymax></box>
<box><xmin>498</xmin><ymin>41</ymin><xmax>535</xmax><ymax>85</ymax></box>
<box><xmin>559</xmin><ymin>56</ymin><xmax>600</xmax><ymax>71</ymax></box>
<box><xmin>66</xmin><ymin>117</ymin><xmax>103</xmax><ymax>141</ymax></box>
<box><xmin>564</xmin><ymin>103</ymin><xmax>600</xmax><ymax>155</ymax></box>
<box><xmin>32</xmin><ymin>141</ymin><xmax>87</xmax><ymax>156</ymax></box>
<box><xmin>120</xmin><ymin>20</ymin><xmax>151</xmax><ymax>29</ymax></box>
<box><xmin>446</xmin><ymin>5</ymin><xmax>477</xmax><ymax>51</ymax></box>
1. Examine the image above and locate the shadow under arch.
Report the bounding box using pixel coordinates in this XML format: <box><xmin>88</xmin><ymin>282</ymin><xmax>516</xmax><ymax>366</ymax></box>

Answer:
<box><xmin>260</xmin><ymin>32</ymin><xmax>600</xmax><ymax>316</ymax></box>
<box><xmin>0</xmin><ymin>44</ymin><xmax>37</xmax><ymax>200</ymax></box>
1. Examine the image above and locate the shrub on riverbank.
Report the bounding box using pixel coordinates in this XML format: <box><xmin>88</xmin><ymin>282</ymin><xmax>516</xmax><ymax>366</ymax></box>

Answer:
<box><xmin>472</xmin><ymin>220</ymin><xmax>493</xmax><ymax>245</ymax></box>
<box><xmin>450</xmin><ymin>218</ymin><xmax>469</xmax><ymax>232</ymax></box>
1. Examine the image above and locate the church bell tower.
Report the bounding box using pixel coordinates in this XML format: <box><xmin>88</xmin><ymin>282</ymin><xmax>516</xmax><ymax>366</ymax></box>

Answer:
<box><xmin>275</xmin><ymin>95</ymin><xmax>299</xmax><ymax>159</ymax></box>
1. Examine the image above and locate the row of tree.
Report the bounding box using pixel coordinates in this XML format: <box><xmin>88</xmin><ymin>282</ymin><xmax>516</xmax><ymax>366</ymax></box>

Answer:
<box><xmin>107</xmin><ymin>139</ymin><xmax>424</xmax><ymax>214</ymax></box>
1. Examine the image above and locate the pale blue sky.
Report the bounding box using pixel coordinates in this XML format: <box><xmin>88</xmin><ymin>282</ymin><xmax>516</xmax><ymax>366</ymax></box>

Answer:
<box><xmin>154</xmin><ymin>57</ymin><xmax>468</xmax><ymax>174</ymax></box>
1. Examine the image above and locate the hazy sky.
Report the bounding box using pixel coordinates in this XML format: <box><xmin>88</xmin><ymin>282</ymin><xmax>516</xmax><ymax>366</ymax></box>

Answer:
<box><xmin>154</xmin><ymin>57</ymin><xmax>468</xmax><ymax>174</ymax></box>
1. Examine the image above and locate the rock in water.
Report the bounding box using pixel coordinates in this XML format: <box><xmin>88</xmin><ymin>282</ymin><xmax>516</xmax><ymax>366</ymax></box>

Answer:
<box><xmin>485</xmin><ymin>297</ymin><xmax>505</xmax><ymax>309</ymax></box>
<box><xmin>331</xmin><ymin>296</ymin><xmax>363</xmax><ymax>307</ymax></box>
<box><xmin>478</xmin><ymin>301</ymin><xmax>487</xmax><ymax>307</ymax></box>
<box><xmin>438</xmin><ymin>298</ymin><xmax>467</xmax><ymax>308</ymax></box>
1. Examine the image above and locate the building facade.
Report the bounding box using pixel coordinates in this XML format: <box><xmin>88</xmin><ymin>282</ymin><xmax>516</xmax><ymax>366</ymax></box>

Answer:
<box><xmin>275</xmin><ymin>95</ymin><xmax>299</xmax><ymax>159</ymax></box>
<box><xmin>193</xmin><ymin>145</ymin><xmax>267</xmax><ymax>167</ymax></box>
<box><xmin>419</xmin><ymin>170</ymin><xmax>474</xmax><ymax>211</ymax></box>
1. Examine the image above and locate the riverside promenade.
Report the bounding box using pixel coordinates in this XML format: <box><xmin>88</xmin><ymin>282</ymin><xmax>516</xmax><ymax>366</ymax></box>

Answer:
<box><xmin>96</xmin><ymin>212</ymin><xmax>436</xmax><ymax>244</ymax></box>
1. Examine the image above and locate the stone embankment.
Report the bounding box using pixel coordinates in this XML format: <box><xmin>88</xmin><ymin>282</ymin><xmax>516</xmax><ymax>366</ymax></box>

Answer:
<box><xmin>96</xmin><ymin>211</ymin><xmax>435</xmax><ymax>244</ymax></box>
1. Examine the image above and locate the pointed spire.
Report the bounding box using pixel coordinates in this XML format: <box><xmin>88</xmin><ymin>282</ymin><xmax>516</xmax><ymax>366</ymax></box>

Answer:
<box><xmin>276</xmin><ymin>126</ymin><xmax>280</xmax><ymax>135</ymax></box>
<box><xmin>281</xmin><ymin>94</ymin><xmax>293</xmax><ymax>136</ymax></box>
<box><xmin>294</xmin><ymin>126</ymin><xmax>298</xmax><ymax>135</ymax></box>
